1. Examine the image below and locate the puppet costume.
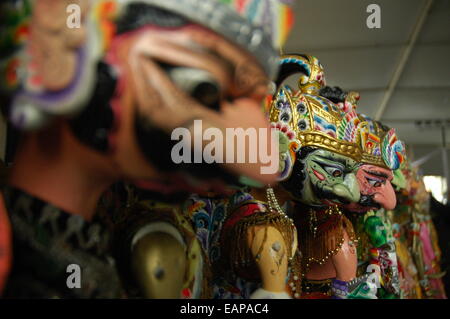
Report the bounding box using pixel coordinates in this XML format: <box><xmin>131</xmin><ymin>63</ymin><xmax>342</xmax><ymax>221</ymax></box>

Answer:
<box><xmin>386</xmin><ymin>165</ymin><xmax>447</xmax><ymax>299</ymax></box>
<box><xmin>112</xmin><ymin>196</ymin><xmax>211</xmax><ymax>299</ymax></box>
<box><xmin>1</xmin><ymin>187</ymin><xmax>124</xmax><ymax>298</ymax></box>
<box><xmin>216</xmin><ymin>189</ymin><xmax>302</xmax><ymax>299</ymax></box>
<box><xmin>409</xmin><ymin>179</ymin><xmax>447</xmax><ymax>298</ymax></box>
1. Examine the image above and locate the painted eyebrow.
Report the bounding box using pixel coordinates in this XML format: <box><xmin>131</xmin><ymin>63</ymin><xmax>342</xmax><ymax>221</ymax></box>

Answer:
<box><xmin>313</xmin><ymin>155</ymin><xmax>346</xmax><ymax>169</ymax></box>
<box><xmin>315</xmin><ymin>154</ymin><xmax>347</xmax><ymax>166</ymax></box>
<box><xmin>206</xmin><ymin>49</ymin><xmax>267</xmax><ymax>99</ymax></box>
<box><xmin>207</xmin><ymin>49</ymin><xmax>236</xmax><ymax>75</ymax></box>
<box><xmin>363</xmin><ymin>169</ymin><xmax>389</xmax><ymax>179</ymax></box>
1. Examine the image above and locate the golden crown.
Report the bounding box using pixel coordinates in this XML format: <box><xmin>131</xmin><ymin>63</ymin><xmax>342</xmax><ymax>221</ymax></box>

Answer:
<box><xmin>269</xmin><ymin>55</ymin><xmax>362</xmax><ymax>162</ymax></box>
<box><xmin>270</xmin><ymin>87</ymin><xmax>363</xmax><ymax>161</ymax></box>
<box><xmin>357</xmin><ymin>115</ymin><xmax>389</xmax><ymax>169</ymax></box>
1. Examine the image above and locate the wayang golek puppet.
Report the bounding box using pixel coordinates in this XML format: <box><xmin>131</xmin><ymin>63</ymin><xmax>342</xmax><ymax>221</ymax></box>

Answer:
<box><xmin>394</xmin><ymin>167</ymin><xmax>447</xmax><ymax>298</ymax></box>
<box><xmin>354</xmin><ymin>146</ymin><xmax>445</xmax><ymax>299</ymax></box>
<box><xmin>0</xmin><ymin>0</ymin><xmax>294</xmax><ymax>297</ymax></box>
<box><xmin>267</xmin><ymin>55</ymin><xmax>363</xmax><ymax>298</ymax></box>
<box><xmin>343</xmin><ymin>114</ymin><xmax>406</xmax><ymax>298</ymax></box>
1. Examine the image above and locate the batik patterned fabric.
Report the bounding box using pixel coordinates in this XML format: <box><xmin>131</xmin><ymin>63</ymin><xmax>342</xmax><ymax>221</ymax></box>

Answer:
<box><xmin>418</xmin><ymin>219</ymin><xmax>446</xmax><ymax>298</ymax></box>
<box><xmin>2</xmin><ymin>186</ymin><xmax>125</xmax><ymax>298</ymax></box>
<box><xmin>184</xmin><ymin>194</ymin><xmax>229</xmax><ymax>267</ymax></box>
<box><xmin>185</xmin><ymin>191</ymin><xmax>260</xmax><ymax>299</ymax></box>
<box><xmin>389</xmin><ymin>167</ymin><xmax>447</xmax><ymax>299</ymax></box>
<box><xmin>185</xmin><ymin>190</ymin><xmax>301</xmax><ymax>299</ymax></box>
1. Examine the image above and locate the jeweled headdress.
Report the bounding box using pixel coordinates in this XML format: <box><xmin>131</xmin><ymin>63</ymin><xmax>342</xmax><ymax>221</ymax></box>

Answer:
<box><xmin>269</xmin><ymin>55</ymin><xmax>362</xmax><ymax>168</ymax></box>
<box><xmin>357</xmin><ymin>114</ymin><xmax>406</xmax><ymax>170</ymax></box>
<box><xmin>276</xmin><ymin>54</ymin><xmax>326</xmax><ymax>96</ymax></box>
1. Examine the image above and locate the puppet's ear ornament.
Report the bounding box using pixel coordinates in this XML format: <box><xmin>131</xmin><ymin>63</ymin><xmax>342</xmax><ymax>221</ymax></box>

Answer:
<box><xmin>1</xmin><ymin>0</ymin><xmax>116</xmax><ymax>131</ymax></box>
<box><xmin>382</xmin><ymin>128</ymin><xmax>406</xmax><ymax>171</ymax></box>
<box><xmin>357</xmin><ymin>115</ymin><xmax>407</xmax><ymax>170</ymax></box>
<box><xmin>0</xmin><ymin>1</ymin><xmax>31</xmax><ymax>90</ymax></box>
<box><xmin>0</xmin><ymin>0</ymin><xmax>31</xmax><ymax>103</ymax></box>
<box><xmin>337</xmin><ymin>110</ymin><xmax>361</xmax><ymax>144</ymax></box>
<box><xmin>270</xmin><ymin>121</ymin><xmax>301</xmax><ymax>181</ymax></box>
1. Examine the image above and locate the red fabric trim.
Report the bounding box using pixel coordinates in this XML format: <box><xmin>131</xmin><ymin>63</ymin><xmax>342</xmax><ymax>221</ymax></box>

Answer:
<box><xmin>0</xmin><ymin>193</ymin><xmax>12</xmax><ymax>295</ymax></box>
<box><xmin>223</xmin><ymin>202</ymin><xmax>267</xmax><ymax>232</ymax></box>
<box><xmin>301</xmin><ymin>292</ymin><xmax>331</xmax><ymax>299</ymax></box>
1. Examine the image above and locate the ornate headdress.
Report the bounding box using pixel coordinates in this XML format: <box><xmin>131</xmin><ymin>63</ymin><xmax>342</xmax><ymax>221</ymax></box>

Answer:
<box><xmin>278</xmin><ymin>54</ymin><xmax>326</xmax><ymax>95</ymax></box>
<box><xmin>269</xmin><ymin>55</ymin><xmax>362</xmax><ymax>169</ymax></box>
<box><xmin>357</xmin><ymin>114</ymin><xmax>406</xmax><ymax>170</ymax></box>
<box><xmin>268</xmin><ymin>54</ymin><xmax>407</xmax><ymax>187</ymax></box>
<box><xmin>1</xmin><ymin>0</ymin><xmax>294</xmax><ymax>130</ymax></box>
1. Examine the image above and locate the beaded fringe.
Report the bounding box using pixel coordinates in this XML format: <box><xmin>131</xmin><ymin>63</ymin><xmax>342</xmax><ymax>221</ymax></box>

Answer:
<box><xmin>221</xmin><ymin>210</ymin><xmax>297</xmax><ymax>283</ymax></box>
<box><xmin>297</xmin><ymin>206</ymin><xmax>357</xmax><ymax>272</ymax></box>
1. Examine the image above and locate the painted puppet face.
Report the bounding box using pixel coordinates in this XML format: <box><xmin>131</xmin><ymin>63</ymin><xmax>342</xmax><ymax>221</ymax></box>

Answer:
<box><xmin>107</xmin><ymin>24</ymin><xmax>278</xmax><ymax>193</ymax></box>
<box><xmin>21</xmin><ymin>1</ymin><xmax>279</xmax><ymax>195</ymax></box>
<box><xmin>301</xmin><ymin>149</ymin><xmax>360</xmax><ymax>207</ymax></box>
<box><xmin>345</xmin><ymin>164</ymin><xmax>396</xmax><ymax>213</ymax></box>
<box><xmin>364</xmin><ymin>216</ymin><xmax>388</xmax><ymax>248</ymax></box>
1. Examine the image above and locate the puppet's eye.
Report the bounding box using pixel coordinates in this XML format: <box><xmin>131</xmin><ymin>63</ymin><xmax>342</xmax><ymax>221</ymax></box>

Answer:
<box><xmin>323</xmin><ymin>166</ymin><xmax>343</xmax><ymax>178</ymax></box>
<box><xmin>367</xmin><ymin>178</ymin><xmax>383</xmax><ymax>187</ymax></box>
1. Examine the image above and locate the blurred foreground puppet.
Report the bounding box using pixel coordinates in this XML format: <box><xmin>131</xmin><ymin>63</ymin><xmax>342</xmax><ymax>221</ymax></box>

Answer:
<box><xmin>0</xmin><ymin>0</ymin><xmax>293</xmax><ymax>298</ymax></box>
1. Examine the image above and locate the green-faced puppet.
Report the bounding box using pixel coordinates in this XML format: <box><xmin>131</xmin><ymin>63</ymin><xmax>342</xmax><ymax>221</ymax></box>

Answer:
<box><xmin>269</xmin><ymin>55</ymin><xmax>362</xmax><ymax>207</ymax></box>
